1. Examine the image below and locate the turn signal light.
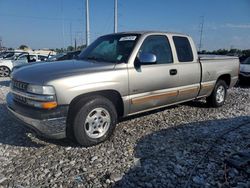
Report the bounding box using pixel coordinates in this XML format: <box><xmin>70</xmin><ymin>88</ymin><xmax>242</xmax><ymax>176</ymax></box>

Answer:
<box><xmin>41</xmin><ymin>101</ymin><xmax>58</xmax><ymax>109</ymax></box>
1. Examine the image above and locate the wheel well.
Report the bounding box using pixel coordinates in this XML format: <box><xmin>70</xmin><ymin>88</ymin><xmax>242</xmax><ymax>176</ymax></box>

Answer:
<box><xmin>0</xmin><ymin>66</ymin><xmax>10</xmax><ymax>71</ymax></box>
<box><xmin>217</xmin><ymin>74</ymin><xmax>231</xmax><ymax>88</ymax></box>
<box><xmin>68</xmin><ymin>90</ymin><xmax>124</xmax><ymax>118</ymax></box>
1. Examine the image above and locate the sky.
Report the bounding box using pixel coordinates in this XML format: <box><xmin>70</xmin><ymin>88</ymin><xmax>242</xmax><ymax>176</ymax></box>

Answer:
<box><xmin>0</xmin><ymin>0</ymin><xmax>249</xmax><ymax>51</ymax></box>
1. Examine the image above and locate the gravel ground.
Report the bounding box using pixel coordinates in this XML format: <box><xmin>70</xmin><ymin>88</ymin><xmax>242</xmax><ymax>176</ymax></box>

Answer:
<box><xmin>0</xmin><ymin>77</ymin><xmax>250</xmax><ymax>188</ymax></box>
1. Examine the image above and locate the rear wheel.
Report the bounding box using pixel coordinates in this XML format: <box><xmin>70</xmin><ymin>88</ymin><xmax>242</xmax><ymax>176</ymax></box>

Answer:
<box><xmin>72</xmin><ymin>96</ymin><xmax>117</xmax><ymax>147</ymax></box>
<box><xmin>206</xmin><ymin>80</ymin><xmax>227</xmax><ymax>107</ymax></box>
<box><xmin>0</xmin><ymin>66</ymin><xmax>10</xmax><ymax>77</ymax></box>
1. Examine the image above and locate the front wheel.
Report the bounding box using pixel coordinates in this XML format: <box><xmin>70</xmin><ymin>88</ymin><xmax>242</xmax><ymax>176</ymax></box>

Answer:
<box><xmin>206</xmin><ymin>80</ymin><xmax>227</xmax><ymax>107</ymax></box>
<box><xmin>73</xmin><ymin>96</ymin><xmax>117</xmax><ymax>147</ymax></box>
<box><xmin>0</xmin><ymin>66</ymin><xmax>10</xmax><ymax>77</ymax></box>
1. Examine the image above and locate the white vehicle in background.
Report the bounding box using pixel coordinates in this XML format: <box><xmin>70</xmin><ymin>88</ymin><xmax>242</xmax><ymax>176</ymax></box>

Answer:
<box><xmin>0</xmin><ymin>53</ymin><xmax>48</xmax><ymax>77</ymax></box>
<box><xmin>239</xmin><ymin>57</ymin><xmax>250</xmax><ymax>82</ymax></box>
<box><xmin>0</xmin><ymin>51</ymin><xmax>24</xmax><ymax>60</ymax></box>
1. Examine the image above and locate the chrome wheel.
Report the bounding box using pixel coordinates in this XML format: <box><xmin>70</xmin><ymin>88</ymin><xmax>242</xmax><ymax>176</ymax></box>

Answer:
<box><xmin>216</xmin><ymin>85</ymin><xmax>225</xmax><ymax>103</ymax></box>
<box><xmin>84</xmin><ymin>107</ymin><xmax>111</xmax><ymax>139</ymax></box>
<box><xmin>0</xmin><ymin>67</ymin><xmax>10</xmax><ymax>77</ymax></box>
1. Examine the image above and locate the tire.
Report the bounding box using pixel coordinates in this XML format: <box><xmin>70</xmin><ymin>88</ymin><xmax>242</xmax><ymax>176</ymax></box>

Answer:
<box><xmin>206</xmin><ymin>80</ymin><xmax>227</xmax><ymax>107</ymax></box>
<box><xmin>72</xmin><ymin>96</ymin><xmax>117</xmax><ymax>147</ymax></box>
<box><xmin>0</xmin><ymin>66</ymin><xmax>10</xmax><ymax>77</ymax></box>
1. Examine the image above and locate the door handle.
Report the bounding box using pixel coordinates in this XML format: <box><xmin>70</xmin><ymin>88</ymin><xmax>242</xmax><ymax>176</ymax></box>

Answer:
<box><xmin>170</xmin><ymin>69</ymin><xmax>177</xmax><ymax>75</ymax></box>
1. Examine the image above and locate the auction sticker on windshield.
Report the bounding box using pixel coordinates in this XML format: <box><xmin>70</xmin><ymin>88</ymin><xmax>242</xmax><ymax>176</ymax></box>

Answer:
<box><xmin>119</xmin><ymin>36</ymin><xmax>137</xmax><ymax>41</ymax></box>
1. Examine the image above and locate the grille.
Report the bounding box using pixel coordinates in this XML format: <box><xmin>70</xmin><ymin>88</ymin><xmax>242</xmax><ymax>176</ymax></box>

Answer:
<box><xmin>13</xmin><ymin>93</ymin><xmax>27</xmax><ymax>104</ymax></box>
<box><xmin>12</xmin><ymin>80</ymin><xmax>28</xmax><ymax>91</ymax></box>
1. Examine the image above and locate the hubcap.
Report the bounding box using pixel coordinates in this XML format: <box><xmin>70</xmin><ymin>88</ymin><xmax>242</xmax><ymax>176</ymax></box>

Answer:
<box><xmin>0</xmin><ymin>67</ymin><xmax>10</xmax><ymax>77</ymax></box>
<box><xmin>216</xmin><ymin>86</ymin><xmax>225</xmax><ymax>103</ymax></box>
<box><xmin>84</xmin><ymin>108</ymin><xmax>111</xmax><ymax>139</ymax></box>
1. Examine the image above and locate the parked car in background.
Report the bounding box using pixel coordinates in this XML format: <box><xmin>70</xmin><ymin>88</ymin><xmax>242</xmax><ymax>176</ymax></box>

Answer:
<box><xmin>47</xmin><ymin>51</ymin><xmax>81</xmax><ymax>62</ymax></box>
<box><xmin>12</xmin><ymin>51</ymin><xmax>81</xmax><ymax>73</ymax></box>
<box><xmin>0</xmin><ymin>51</ymin><xmax>24</xmax><ymax>60</ymax></box>
<box><xmin>46</xmin><ymin>53</ymin><xmax>66</xmax><ymax>61</ymax></box>
<box><xmin>0</xmin><ymin>53</ymin><xmax>48</xmax><ymax>77</ymax></box>
<box><xmin>7</xmin><ymin>31</ymin><xmax>239</xmax><ymax>147</ymax></box>
<box><xmin>239</xmin><ymin>57</ymin><xmax>250</xmax><ymax>82</ymax></box>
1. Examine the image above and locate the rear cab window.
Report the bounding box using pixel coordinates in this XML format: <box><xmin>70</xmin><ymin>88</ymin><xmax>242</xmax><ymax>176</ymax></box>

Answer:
<box><xmin>173</xmin><ymin>36</ymin><xmax>193</xmax><ymax>62</ymax></box>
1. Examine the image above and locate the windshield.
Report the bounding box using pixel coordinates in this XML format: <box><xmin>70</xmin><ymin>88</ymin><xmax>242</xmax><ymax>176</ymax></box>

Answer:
<box><xmin>79</xmin><ymin>34</ymin><xmax>140</xmax><ymax>63</ymax></box>
<box><xmin>0</xmin><ymin>52</ymin><xmax>7</xmax><ymax>58</ymax></box>
<box><xmin>0</xmin><ymin>52</ymin><xmax>14</xmax><ymax>59</ymax></box>
<box><xmin>242</xmin><ymin>57</ymin><xmax>250</xmax><ymax>64</ymax></box>
<box><xmin>12</xmin><ymin>53</ymin><xmax>27</xmax><ymax>60</ymax></box>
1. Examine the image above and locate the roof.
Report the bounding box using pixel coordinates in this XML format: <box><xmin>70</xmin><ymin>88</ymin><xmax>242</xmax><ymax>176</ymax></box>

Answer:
<box><xmin>105</xmin><ymin>31</ymin><xmax>188</xmax><ymax>36</ymax></box>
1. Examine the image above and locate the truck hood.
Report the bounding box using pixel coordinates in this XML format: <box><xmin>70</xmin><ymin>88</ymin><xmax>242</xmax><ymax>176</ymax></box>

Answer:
<box><xmin>12</xmin><ymin>60</ymin><xmax>116</xmax><ymax>84</ymax></box>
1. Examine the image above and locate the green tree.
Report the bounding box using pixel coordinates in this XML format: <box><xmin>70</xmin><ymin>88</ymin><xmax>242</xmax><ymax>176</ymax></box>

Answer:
<box><xmin>55</xmin><ymin>48</ymin><xmax>64</xmax><ymax>53</ymax></box>
<box><xmin>67</xmin><ymin>46</ymin><xmax>74</xmax><ymax>52</ymax></box>
<box><xmin>19</xmin><ymin>45</ymin><xmax>29</xmax><ymax>50</ymax></box>
<box><xmin>77</xmin><ymin>45</ymin><xmax>86</xmax><ymax>51</ymax></box>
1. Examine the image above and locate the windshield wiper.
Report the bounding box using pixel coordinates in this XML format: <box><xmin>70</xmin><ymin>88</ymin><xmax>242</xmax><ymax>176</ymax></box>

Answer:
<box><xmin>85</xmin><ymin>56</ymin><xmax>100</xmax><ymax>61</ymax></box>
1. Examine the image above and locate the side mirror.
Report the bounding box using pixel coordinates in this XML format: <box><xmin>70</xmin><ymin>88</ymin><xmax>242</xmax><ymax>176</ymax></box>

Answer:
<box><xmin>138</xmin><ymin>53</ymin><xmax>157</xmax><ymax>65</ymax></box>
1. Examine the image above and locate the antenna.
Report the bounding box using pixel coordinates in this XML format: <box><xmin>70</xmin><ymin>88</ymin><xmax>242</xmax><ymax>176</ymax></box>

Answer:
<box><xmin>70</xmin><ymin>22</ymin><xmax>73</xmax><ymax>47</ymax></box>
<box><xmin>75</xmin><ymin>38</ymin><xmax>77</xmax><ymax>51</ymax></box>
<box><xmin>114</xmin><ymin>0</ymin><xmax>118</xmax><ymax>33</ymax></box>
<box><xmin>198</xmin><ymin>16</ymin><xmax>204</xmax><ymax>52</ymax></box>
<box><xmin>86</xmin><ymin>0</ymin><xmax>90</xmax><ymax>46</ymax></box>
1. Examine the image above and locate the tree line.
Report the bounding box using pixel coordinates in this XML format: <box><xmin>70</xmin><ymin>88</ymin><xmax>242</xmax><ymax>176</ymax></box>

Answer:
<box><xmin>199</xmin><ymin>49</ymin><xmax>250</xmax><ymax>62</ymax></box>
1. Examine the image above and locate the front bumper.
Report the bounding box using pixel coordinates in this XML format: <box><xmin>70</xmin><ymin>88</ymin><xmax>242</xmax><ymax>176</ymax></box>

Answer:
<box><xmin>6</xmin><ymin>93</ymin><xmax>68</xmax><ymax>139</ymax></box>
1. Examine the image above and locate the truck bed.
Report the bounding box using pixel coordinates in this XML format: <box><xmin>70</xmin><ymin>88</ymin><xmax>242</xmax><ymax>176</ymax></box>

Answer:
<box><xmin>198</xmin><ymin>54</ymin><xmax>239</xmax><ymax>94</ymax></box>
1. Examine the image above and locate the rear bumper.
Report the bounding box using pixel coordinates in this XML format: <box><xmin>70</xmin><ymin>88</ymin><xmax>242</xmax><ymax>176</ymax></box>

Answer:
<box><xmin>6</xmin><ymin>93</ymin><xmax>68</xmax><ymax>139</ymax></box>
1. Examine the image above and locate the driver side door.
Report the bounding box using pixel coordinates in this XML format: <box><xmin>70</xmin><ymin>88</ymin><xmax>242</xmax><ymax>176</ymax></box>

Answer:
<box><xmin>128</xmin><ymin>35</ymin><xmax>180</xmax><ymax>114</ymax></box>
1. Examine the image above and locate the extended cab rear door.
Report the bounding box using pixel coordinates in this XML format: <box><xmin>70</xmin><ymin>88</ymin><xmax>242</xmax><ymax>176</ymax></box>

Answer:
<box><xmin>171</xmin><ymin>36</ymin><xmax>201</xmax><ymax>102</ymax></box>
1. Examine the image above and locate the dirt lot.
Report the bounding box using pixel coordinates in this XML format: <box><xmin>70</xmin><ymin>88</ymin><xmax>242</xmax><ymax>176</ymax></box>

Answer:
<box><xmin>0</xmin><ymin>77</ymin><xmax>250</xmax><ymax>187</ymax></box>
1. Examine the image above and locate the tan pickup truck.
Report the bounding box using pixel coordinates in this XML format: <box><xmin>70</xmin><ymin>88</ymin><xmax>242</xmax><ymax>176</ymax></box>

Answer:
<box><xmin>7</xmin><ymin>31</ymin><xmax>239</xmax><ymax>146</ymax></box>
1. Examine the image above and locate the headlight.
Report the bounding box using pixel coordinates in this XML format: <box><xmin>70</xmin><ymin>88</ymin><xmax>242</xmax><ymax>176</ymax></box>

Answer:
<box><xmin>27</xmin><ymin>85</ymin><xmax>55</xmax><ymax>95</ymax></box>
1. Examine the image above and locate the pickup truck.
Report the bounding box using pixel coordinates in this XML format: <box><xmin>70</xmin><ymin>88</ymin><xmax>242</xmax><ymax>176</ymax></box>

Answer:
<box><xmin>7</xmin><ymin>31</ymin><xmax>239</xmax><ymax>147</ymax></box>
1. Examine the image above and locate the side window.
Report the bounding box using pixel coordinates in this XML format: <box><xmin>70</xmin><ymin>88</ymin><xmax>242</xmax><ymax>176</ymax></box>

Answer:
<box><xmin>173</xmin><ymin>36</ymin><xmax>193</xmax><ymax>62</ymax></box>
<box><xmin>38</xmin><ymin>55</ymin><xmax>47</xmax><ymax>61</ymax></box>
<box><xmin>18</xmin><ymin>55</ymin><xmax>28</xmax><ymax>60</ymax></box>
<box><xmin>30</xmin><ymin>55</ymin><xmax>37</xmax><ymax>61</ymax></box>
<box><xmin>139</xmin><ymin>35</ymin><xmax>173</xmax><ymax>64</ymax></box>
